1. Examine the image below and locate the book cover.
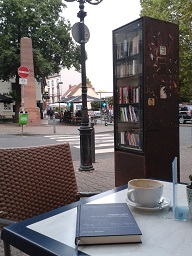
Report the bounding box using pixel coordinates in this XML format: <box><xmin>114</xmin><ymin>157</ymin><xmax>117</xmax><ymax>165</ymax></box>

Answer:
<box><xmin>126</xmin><ymin>86</ymin><xmax>130</xmax><ymax>103</ymax></box>
<box><xmin>75</xmin><ymin>203</ymin><xmax>142</xmax><ymax>245</ymax></box>
<box><xmin>121</xmin><ymin>131</ymin><xmax>125</xmax><ymax>144</ymax></box>
<box><xmin>119</xmin><ymin>87</ymin><xmax>123</xmax><ymax>103</ymax></box>
<box><xmin>120</xmin><ymin>107</ymin><xmax>125</xmax><ymax>121</ymax></box>
<box><xmin>123</xmin><ymin>87</ymin><xmax>128</xmax><ymax>104</ymax></box>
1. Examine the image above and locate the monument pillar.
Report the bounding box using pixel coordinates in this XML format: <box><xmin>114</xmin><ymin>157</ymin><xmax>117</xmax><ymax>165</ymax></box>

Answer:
<box><xmin>20</xmin><ymin>37</ymin><xmax>41</xmax><ymax>126</ymax></box>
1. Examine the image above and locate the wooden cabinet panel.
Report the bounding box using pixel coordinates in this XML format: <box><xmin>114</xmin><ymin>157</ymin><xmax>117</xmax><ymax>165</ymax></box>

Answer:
<box><xmin>113</xmin><ymin>17</ymin><xmax>179</xmax><ymax>185</ymax></box>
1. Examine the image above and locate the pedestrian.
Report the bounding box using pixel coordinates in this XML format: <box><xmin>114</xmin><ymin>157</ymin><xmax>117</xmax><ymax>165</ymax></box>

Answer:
<box><xmin>49</xmin><ymin>107</ymin><xmax>54</xmax><ymax>119</ymax></box>
<box><xmin>47</xmin><ymin>105</ymin><xmax>50</xmax><ymax>118</ymax></box>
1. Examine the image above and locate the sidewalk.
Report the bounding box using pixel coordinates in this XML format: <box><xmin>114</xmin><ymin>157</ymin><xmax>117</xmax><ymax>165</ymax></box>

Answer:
<box><xmin>0</xmin><ymin>118</ymin><xmax>114</xmax><ymax>135</ymax></box>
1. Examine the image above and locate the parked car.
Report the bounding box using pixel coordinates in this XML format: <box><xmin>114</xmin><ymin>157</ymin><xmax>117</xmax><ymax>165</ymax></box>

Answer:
<box><xmin>88</xmin><ymin>110</ymin><xmax>101</xmax><ymax>118</ymax></box>
<box><xmin>179</xmin><ymin>105</ymin><xmax>192</xmax><ymax>124</ymax></box>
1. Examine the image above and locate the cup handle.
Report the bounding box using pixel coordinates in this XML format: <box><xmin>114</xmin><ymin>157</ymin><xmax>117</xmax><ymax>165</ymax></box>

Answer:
<box><xmin>127</xmin><ymin>189</ymin><xmax>136</xmax><ymax>203</ymax></box>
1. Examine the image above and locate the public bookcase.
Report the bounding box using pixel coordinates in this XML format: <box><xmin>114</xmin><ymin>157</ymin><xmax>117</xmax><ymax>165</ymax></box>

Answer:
<box><xmin>113</xmin><ymin>17</ymin><xmax>180</xmax><ymax>186</ymax></box>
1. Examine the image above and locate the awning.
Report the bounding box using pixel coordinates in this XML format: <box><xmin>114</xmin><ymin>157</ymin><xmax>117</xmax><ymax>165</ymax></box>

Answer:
<box><xmin>0</xmin><ymin>95</ymin><xmax>14</xmax><ymax>103</ymax></box>
<box><xmin>59</xmin><ymin>95</ymin><xmax>101</xmax><ymax>103</ymax></box>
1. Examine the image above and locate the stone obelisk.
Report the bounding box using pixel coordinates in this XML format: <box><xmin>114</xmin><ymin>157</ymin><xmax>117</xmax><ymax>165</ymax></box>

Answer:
<box><xmin>20</xmin><ymin>37</ymin><xmax>41</xmax><ymax>125</ymax></box>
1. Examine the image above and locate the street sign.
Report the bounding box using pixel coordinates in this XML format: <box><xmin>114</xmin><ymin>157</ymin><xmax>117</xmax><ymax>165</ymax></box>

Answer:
<box><xmin>18</xmin><ymin>66</ymin><xmax>30</xmax><ymax>78</ymax></box>
<box><xmin>72</xmin><ymin>22</ymin><xmax>90</xmax><ymax>44</ymax></box>
<box><xmin>19</xmin><ymin>78</ymin><xmax>28</xmax><ymax>85</ymax></box>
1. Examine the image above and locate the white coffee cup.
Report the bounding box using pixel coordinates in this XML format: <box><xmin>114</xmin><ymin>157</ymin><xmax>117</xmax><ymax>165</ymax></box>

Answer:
<box><xmin>127</xmin><ymin>179</ymin><xmax>163</xmax><ymax>207</ymax></box>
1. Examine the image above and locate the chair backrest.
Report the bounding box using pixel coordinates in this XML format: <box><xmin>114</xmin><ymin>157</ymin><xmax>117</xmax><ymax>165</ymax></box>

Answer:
<box><xmin>0</xmin><ymin>143</ymin><xmax>80</xmax><ymax>222</ymax></box>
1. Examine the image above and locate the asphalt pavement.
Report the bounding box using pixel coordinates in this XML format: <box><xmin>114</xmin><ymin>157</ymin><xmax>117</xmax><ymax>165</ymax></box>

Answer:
<box><xmin>0</xmin><ymin>118</ymin><xmax>192</xmax><ymax>256</ymax></box>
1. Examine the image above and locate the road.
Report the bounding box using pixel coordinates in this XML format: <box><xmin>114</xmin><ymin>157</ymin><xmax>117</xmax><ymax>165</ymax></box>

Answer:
<box><xmin>0</xmin><ymin>125</ymin><xmax>191</xmax><ymax>183</ymax></box>
<box><xmin>179</xmin><ymin>125</ymin><xmax>192</xmax><ymax>147</ymax></box>
<box><xmin>0</xmin><ymin>125</ymin><xmax>190</xmax><ymax>148</ymax></box>
<box><xmin>0</xmin><ymin>132</ymin><xmax>114</xmax><ymax>162</ymax></box>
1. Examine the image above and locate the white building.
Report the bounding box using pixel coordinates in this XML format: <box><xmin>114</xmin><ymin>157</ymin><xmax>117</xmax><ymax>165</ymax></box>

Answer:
<box><xmin>0</xmin><ymin>79</ymin><xmax>42</xmax><ymax>118</ymax></box>
<box><xmin>45</xmin><ymin>68</ymin><xmax>81</xmax><ymax>104</ymax></box>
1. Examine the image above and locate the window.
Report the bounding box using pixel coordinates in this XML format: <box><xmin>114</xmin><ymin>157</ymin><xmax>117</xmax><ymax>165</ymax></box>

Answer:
<box><xmin>4</xmin><ymin>103</ymin><xmax>11</xmax><ymax>111</ymax></box>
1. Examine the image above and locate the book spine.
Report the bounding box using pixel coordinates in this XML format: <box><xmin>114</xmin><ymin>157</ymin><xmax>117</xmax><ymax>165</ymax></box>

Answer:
<box><xmin>119</xmin><ymin>87</ymin><xmax>123</xmax><ymax>103</ymax></box>
<box><xmin>75</xmin><ymin>205</ymin><xmax>81</xmax><ymax>245</ymax></box>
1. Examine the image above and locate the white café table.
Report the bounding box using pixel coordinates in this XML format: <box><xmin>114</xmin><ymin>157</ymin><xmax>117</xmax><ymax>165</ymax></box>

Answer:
<box><xmin>1</xmin><ymin>182</ymin><xmax>192</xmax><ymax>256</ymax></box>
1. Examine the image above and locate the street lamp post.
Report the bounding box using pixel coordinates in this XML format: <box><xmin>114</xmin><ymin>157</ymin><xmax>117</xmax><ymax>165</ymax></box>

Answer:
<box><xmin>57</xmin><ymin>81</ymin><xmax>63</xmax><ymax>119</ymax></box>
<box><xmin>57</xmin><ymin>81</ymin><xmax>63</xmax><ymax>102</ymax></box>
<box><xmin>65</xmin><ymin>0</ymin><xmax>103</xmax><ymax>171</ymax></box>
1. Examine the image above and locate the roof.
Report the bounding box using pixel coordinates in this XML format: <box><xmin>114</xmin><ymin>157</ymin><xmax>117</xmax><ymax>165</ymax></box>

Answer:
<box><xmin>62</xmin><ymin>83</ymin><xmax>94</xmax><ymax>98</ymax></box>
<box><xmin>59</xmin><ymin>95</ymin><xmax>100</xmax><ymax>103</ymax></box>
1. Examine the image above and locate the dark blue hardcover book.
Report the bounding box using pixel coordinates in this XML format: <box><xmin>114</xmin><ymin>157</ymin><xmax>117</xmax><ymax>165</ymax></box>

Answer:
<box><xmin>75</xmin><ymin>203</ymin><xmax>142</xmax><ymax>245</ymax></box>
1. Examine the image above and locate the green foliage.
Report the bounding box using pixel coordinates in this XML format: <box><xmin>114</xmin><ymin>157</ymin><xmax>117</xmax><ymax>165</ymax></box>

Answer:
<box><xmin>140</xmin><ymin>0</ymin><xmax>192</xmax><ymax>102</ymax></box>
<box><xmin>107</xmin><ymin>96</ymin><xmax>113</xmax><ymax>106</ymax></box>
<box><xmin>0</xmin><ymin>0</ymin><xmax>81</xmax><ymax>82</ymax></box>
<box><xmin>91</xmin><ymin>101</ymin><xmax>101</xmax><ymax>110</ymax></box>
<box><xmin>91</xmin><ymin>96</ymin><xmax>113</xmax><ymax>110</ymax></box>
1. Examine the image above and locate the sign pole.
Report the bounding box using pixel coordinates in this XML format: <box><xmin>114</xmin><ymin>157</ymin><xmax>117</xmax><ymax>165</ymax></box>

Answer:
<box><xmin>21</xmin><ymin>83</ymin><xmax>24</xmax><ymax>134</ymax></box>
<box><xmin>18</xmin><ymin>66</ymin><xmax>29</xmax><ymax>133</ymax></box>
<box><xmin>21</xmin><ymin>83</ymin><xmax>24</xmax><ymax>113</ymax></box>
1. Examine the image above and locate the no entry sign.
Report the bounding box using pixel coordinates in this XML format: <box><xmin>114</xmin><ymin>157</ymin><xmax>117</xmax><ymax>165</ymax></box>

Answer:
<box><xmin>18</xmin><ymin>66</ymin><xmax>30</xmax><ymax>78</ymax></box>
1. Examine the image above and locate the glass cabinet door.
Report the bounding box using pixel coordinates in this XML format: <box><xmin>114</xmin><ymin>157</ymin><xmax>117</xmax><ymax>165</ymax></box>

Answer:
<box><xmin>113</xmin><ymin>19</ymin><xmax>143</xmax><ymax>152</ymax></box>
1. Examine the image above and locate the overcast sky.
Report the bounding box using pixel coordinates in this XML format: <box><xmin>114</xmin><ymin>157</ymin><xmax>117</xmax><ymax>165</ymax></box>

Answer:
<box><xmin>62</xmin><ymin>0</ymin><xmax>141</xmax><ymax>92</ymax></box>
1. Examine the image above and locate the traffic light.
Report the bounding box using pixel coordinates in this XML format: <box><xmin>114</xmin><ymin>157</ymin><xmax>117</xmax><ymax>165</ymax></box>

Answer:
<box><xmin>101</xmin><ymin>101</ymin><xmax>106</xmax><ymax>108</ymax></box>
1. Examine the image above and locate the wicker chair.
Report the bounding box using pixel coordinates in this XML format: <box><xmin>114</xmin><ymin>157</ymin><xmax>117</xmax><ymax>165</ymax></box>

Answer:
<box><xmin>0</xmin><ymin>143</ymin><xmax>85</xmax><ymax>256</ymax></box>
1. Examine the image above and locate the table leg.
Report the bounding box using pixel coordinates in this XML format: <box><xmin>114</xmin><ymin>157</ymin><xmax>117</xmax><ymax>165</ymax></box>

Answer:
<box><xmin>3</xmin><ymin>241</ymin><xmax>11</xmax><ymax>256</ymax></box>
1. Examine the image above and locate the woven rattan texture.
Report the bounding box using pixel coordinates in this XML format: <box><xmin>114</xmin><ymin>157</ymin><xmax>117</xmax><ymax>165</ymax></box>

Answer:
<box><xmin>0</xmin><ymin>143</ymin><xmax>80</xmax><ymax>221</ymax></box>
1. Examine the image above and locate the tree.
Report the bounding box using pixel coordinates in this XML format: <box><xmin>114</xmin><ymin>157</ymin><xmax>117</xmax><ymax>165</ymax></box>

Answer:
<box><xmin>0</xmin><ymin>0</ymin><xmax>81</xmax><ymax>120</ymax></box>
<box><xmin>91</xmin><ymin>101</ymin><xmax>101</xmax><ymax>110</ymax></box>
<box><xmin>140</xmin><ymin>0</ymin><xmax>192</xmax><ymax>102</ymax></box>
<box><xmin>107</xmin><ymin>96</ymin><xmax>113</xmax><ymax>107</ymax></box>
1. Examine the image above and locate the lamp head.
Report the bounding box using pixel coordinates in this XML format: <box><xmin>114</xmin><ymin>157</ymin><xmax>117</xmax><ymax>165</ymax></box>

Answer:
<box><xmin>86</xmin><ymin>0</ymin><xmax>103</xmax><ymax>4</ymax></box>
<box><xmin>64</xmin><ymin>0</ymin><xmax>103</xmax><ymax>4</ymax></box>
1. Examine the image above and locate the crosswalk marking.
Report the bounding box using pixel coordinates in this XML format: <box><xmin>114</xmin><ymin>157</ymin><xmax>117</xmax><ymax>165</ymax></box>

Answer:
<box><xmin>44</xmin><ymin>134</ymin><xmax>114</xmax><ymax>154</ymax></box>
<box><xmin>96</xmin><ymin>148</ymin><xmax>114</xmax><ymax>154</ymax></box>
<box><xmin>74</xmin><ymin>143</ymin><xmax>114</xmax><ymax>149</ymax></box>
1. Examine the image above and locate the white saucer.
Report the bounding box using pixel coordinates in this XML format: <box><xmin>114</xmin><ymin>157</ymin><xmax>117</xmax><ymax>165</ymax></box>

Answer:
<box><xmin>126</xmin><ymin>197</ymin><xmax>171</xmax><ymax>211</ymax></box>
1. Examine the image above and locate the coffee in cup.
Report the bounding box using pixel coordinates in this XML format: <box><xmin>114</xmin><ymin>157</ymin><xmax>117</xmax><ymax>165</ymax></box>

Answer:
<box><xmin>127</xmin><ymin>179</ymin><xmax>163</xmax><ymax>207</ymax></box>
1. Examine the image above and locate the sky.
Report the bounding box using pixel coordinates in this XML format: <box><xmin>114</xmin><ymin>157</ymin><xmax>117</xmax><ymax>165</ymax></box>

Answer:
<box><xmin>62</xmin><ymin>0</ymin><xmax>141</xmax><ymax>92</ymax></box>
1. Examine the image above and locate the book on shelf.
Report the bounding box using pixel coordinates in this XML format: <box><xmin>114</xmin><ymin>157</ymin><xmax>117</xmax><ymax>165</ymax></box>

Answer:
<box><xmin>119</xmin><ymin>106</ymin><xmax>139</xmax><ymax>122</ymax></box>
<box><xmin>117</xmin><ymin>43</ymin><xmax>121</xmax><ymax>59</ymax></box>
<box><xmin>132</xmin><ymin>35</ymin><xmax>139</xmax><ymax>55</ymax></box>
<box><xmin>120</xmin><ymin>132</ymin><xmax>140</xmax><ymax>147</ymax></box>
<box><xmin>117</xmin><ymin>60</ymin><xmax>140</xmax><ymax>78</ymax></box>
<box><xmin>127</xmin><ymin>37</ymin><xmax>132</xmax><ymax>56</ymax></box>
<box><xmin>119</xmin><ymin>86</ymin><xmax>139</xmax><ymax>104</ymax></box>
<box><xmin>127</xmin><ymin>132</ymin><xmax>137</xmax><ymax>146</ymax></box>
<box><xmin>123</xmin><ymin>87</ymin><xmax>128</xmax><ymax>104</ymax></box>
<box><xmin>123</xmin><ymin>39</ymin><xmax>128</xmax><ymax>57</ymax></box>
<box><xmin>75</xmin><ymin>203</ymin><xmax>142</xmax><ymax>245</ymax></box>
<box><xmin>120</xmin><ymin>132</ymin><xmax>125</xmax><ymax>144</ymax></box>
<box><xmin>119</xmin><ymin>87</ymin><xmax>123</xmax><ymax>103</ymax></box>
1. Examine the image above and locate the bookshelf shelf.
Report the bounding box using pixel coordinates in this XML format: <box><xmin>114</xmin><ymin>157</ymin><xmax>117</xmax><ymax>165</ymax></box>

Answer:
<box><xmin>113</xmin><ymin>17</ymin><xmax>180</xmax><ymax>186</ymax></box>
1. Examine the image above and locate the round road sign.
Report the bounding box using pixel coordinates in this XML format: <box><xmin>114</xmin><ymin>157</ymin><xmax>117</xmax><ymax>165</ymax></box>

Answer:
<box><xmin>18</xmin><ymin>66</ymin><xmax>30</xmax><ymax>78</ymax></box>
<box><xmin>72</xmin><ymin>22</ymin><xmax>90</xmax><ymax>44</ymax></box>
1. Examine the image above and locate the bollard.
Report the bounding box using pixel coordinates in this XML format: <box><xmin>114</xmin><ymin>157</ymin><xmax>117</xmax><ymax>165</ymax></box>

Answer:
<box><xmin>53</xmin><ymin>115</ymin><xmax>56</xmax><ymax>133</ymax></box>
<box><xmin>91</xmin><ymin>122</ymin><xmax>95</xmax><ymax>163</ymax></box>
<box><xmin>108</xmin><ymin>113</ymin><xmax>112</xmax><ymax>123</ymax></box>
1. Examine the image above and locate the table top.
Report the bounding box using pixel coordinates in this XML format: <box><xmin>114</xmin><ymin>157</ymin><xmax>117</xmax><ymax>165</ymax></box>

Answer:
<box><xmin>1</xmin><ymin>182</ymin><xmax>192</xmax><ymax>256</ymax></box>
